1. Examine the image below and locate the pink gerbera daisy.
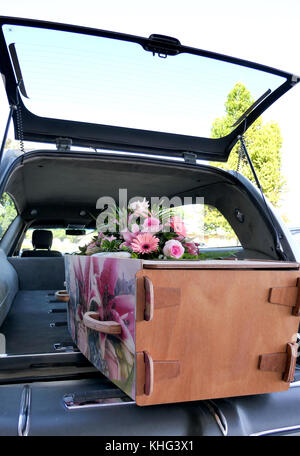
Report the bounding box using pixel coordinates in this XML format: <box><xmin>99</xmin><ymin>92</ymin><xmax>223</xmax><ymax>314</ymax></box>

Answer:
<box><xmin>130</xmin><ymin>233</ymin><xmax>159</xmax><ymax>254</ymax></box>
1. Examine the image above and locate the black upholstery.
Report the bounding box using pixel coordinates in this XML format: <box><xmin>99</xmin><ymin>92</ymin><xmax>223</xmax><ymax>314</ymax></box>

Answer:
<box><xmin>21</xmin><ymin>249</ymin><xmax>62</xmax><ymax>257</ymax></box>
<box><xmin>0</xmin><ymin>249</ymin><xmax>18</xmax><ymax>327</ymax></box>
<box><xmin>8</xmin><ymin>257</ymin><xmax>65</xmax><ymax>290</ymax></box>
<box><xmin>32</xmin><ymin>229</ymin><xmax>53</xmax><ymax>249</ymax></box>
<box><xmin>21</xmin><ymin>230</ymin><xmax>62</xmax><ymax>257</ymax></box>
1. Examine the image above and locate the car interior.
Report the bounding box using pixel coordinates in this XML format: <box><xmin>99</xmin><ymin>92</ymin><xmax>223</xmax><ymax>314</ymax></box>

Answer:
<box><xmin>0</xmin><ymin>150</ymin><xmax>295</xmax><ymax>357</ymax></box>
<box><xmin>0</xmin><ymin>150</ymin><xmax>299</xmax><ymax>435</ymax></box>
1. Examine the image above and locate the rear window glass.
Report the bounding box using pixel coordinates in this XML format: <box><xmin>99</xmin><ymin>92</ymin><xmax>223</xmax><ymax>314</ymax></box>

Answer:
<box><xmin>21</xmin><ymin>228</ymin><xmax>97</xmax><ymax>255</ymax></box>
<box><xmin>2</xmin><ymin>24</ymin><xmax>286</xmax><ymax>139</ymax></box>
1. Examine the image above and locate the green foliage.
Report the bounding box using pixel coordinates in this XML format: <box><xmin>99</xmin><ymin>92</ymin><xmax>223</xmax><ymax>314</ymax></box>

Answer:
<box><xmin>211</xmin><ymin>82</ymin><xmax>284</xmax><ymax>204</ymax></box>
<box><xmin>48</xmin><ymin>228</ymin><xmax>67</xmax><ymax>241</ymax></box>
<box><xmin>4</xmin><ymin>138</ymin><xmax>19</xmax><ymax>151</ymax></box>
<box><xmin>193</xmin><ymin>250</ymin><xmax>236</xmax><ymax>260</ymax></box>
<box><xmin>207</xmin><ymin>82</ymin><xmax>285</xmax><ymax>234</ymax></box>
<box><xmin>101</xmin><ymin>239</ymin><xmax>123</xmax><ymax>251</ymax></box>
<box><xmin>0</xmin><ymin>193</ymin><xmax>17</xmax><ymax>239</ymax></box>
<box><xmin>204</xmin><ymin>205</ymin><xmax>239</xmax><ymax>241</ymax></box>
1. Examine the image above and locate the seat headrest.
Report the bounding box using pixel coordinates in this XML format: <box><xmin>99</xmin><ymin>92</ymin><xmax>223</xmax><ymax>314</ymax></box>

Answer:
<box><xmin>32</xmin><ymin>230</ymin><xmax>53</xmax><ymax>250</ymax></box>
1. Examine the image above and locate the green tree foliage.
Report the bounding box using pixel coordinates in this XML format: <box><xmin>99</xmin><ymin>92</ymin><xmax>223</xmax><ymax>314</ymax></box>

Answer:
<box><xmin>205</xmin><ymin>82</ymin><xmax>284</xmax><ymax>237</ymax></box>
<box><xmin>0</xmin><ymin>193</ymin><xmax>17</xmax><ymax>238</ymax></box>
<box><xmin>4</xmin><ymin>137</ymin><xmax>19</xmax><ymax>150</ymax></box>
<box><xmin>0</xmin><ymin>139</ymin><xmax>20</xmax><ymax>238</ymax></box>
<box><xmin>211</xmin><ymin>82</ymin><xmax>284</xmax><ymax>204</ymax></box>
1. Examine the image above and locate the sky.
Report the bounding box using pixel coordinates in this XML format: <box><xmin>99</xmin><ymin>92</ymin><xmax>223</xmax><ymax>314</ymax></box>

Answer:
<box><xmin>1</xmin><ymin>0</ymin><xmax>300</xmax><ymax>225</ymax></box>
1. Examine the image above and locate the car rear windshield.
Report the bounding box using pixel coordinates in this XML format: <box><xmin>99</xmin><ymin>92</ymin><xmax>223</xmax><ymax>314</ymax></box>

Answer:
<box><xmin>2</xmin><ymin>23</ymin><xmax>286</xmax><ymax>139</ymax></box>
<box><xmin>21</xmin><ymin>228</ymin><xmax>96</xmax><ymax>255</ymax></box>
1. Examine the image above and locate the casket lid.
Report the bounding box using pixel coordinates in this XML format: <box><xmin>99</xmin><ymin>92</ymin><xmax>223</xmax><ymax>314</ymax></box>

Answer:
<box><xmin>0</xmin><ymin>16</ymin><xmax>299</xmax><ymax>162</ymax></box>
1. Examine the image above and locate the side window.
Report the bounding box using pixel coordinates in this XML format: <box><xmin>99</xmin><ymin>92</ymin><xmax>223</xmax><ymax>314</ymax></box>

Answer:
<box><xmin>0</xmin><ymin>193</ymin><xmax>18</xmax><ymax>240</ymax></box>
<box><xmin>204</xmin><ymin>205</ymin><xmax>241</xmax><ymax>247</ymax></box>
<box><xmin>174</xmin><ymin>203</ymin><xmax>240</xmax><ymax>248</ymax></box>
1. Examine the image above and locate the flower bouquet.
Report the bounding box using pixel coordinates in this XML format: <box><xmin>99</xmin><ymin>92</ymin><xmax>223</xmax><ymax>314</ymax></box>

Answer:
<box><xmin>79</xmin><ymin>199</ymin><xmax>203</xmax><ymax>260</ymax></box>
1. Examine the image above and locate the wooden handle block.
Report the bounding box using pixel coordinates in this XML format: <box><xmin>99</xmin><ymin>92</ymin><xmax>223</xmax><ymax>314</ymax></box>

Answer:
<box><xmin>136</xmin><ymin>351</ymin><xmax>180</xmax><ymax>397</ymax></box>
<box><xmin>293</xmin><ymin>278</ymin><xmax>300</xmax><ymax>316</ymax></box>
<box><xmin>144</xmin><ymin>277</ymin><xmax>154</xmax><ymax>321</ymax></box>
<box><xmin>259</xmin><ymin>352</ymin><xmax>287</xmax><ymax>372</ymax></box>
<box><xmin>269</xmin><ymin>287</ymin><xmax>298</xmax><ymax>307</ymax></box>
<box><xmin>283</xmin><ymin>342</ymin><xmax>298</xmax><ymax>382</ymax></box>
<box><xmin>55</xmin><ymin>290</ymin><xmax>70</xmax><ymax>302</ymax></box>
<box><xmin>136</xmin><ymin>275</ymin><xmax>181</xmax><ymax>322</ymax></box>
<box><xmin>136</xmin><ymin>352</ymin><xmax>146</xmax><ymax>396</ymax></box>
<box><xmin>144</xmin><ymin>276</ymin><xmax>181</xmax><ymax>320</ymax></box>
<box><xmin>82</xmin><ymin>311</ymin><xmax>122</xmax><ymax>335</ymax></box>
<box><xmin>144</xmin><ymin>351</ymin><xmax>154</xmax><ymax>396</ymax></box>
<box><xmin>269</xmin><ymin>278</ymin><xmax>300</xmax><ymax>315</ymax></box>
<box><xmin>259</xmin><ymin>342</ymin><xmax>298</xmax><ymax>383</ymax></box>
<box><xmin>136</xmin><ymin>351</ymin><xmax>153</xmax><ymax>396</ymax></box>
<box><xmin>154</xmin><ymin>360</ymin><xmax>180</xmax><ymax>382</ymax></box>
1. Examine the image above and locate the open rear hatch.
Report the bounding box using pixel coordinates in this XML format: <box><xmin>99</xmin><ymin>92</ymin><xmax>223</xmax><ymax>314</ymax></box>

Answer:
<box><xmin>0</xmin><ymin>16</ymin><xmax>299</xmax><ymax>162</ymax></box>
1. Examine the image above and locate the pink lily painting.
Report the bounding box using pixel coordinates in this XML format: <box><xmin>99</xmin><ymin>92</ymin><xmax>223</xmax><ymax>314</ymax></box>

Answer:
<box><xmin>65</xmin><ymin>255</ymin><xmax>142</xmax><ymax>399</ymax></box>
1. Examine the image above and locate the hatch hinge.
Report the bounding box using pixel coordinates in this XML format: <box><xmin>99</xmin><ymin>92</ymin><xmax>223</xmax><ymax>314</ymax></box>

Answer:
<box><xmin>291</xmin><ymin>74</ymin><xmax>300</xmax><ymax>86</ymax></box>
<box><xmin>183</xmin><ymin>152</ymin><xmax>197</xmax><ymax>164</ymax></box>
<box><xmin>56</xmin><ymin>137</ymin><xmax>72</xmax><ymax>152</ymax></box>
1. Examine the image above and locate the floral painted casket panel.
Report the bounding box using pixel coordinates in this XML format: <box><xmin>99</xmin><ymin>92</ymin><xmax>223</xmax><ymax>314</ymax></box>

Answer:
<box><xmin>65</xmin><ymin>255</ymin><xmax>142</xmax><ymax>399</ymax></box>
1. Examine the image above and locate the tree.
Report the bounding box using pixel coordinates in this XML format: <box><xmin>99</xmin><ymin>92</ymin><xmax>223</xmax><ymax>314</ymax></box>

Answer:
<box><xmin>205</xmin><ymin>82</ymin><xmax>285</xmax><ymax>237</ymax></box>
<box><xmin>0</xmin><ymin>193</ymin><xmax>17</xmax><ymax>238</ymax></box>
<box><xmin>4</xmin><ymin>137</ymin><xmax>19</xmax><ymax>151</ymax></box>
<box><xmin>211</xmin><ymin>82</ymin><xmax>284</xmax><ymax>205</ymax></box>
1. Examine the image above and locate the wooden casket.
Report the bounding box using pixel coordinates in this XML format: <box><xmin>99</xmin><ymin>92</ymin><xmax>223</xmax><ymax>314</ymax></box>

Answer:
<box><xmin>65</xmin><ymin>255</ymin><xmax>300</xmax><ymax>406</ymax></box>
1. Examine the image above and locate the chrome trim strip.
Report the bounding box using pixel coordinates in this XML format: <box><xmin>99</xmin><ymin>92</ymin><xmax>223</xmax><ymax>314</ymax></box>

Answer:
<box><xmin>204</xmin><ymin>400</ymin><xmax>228</xmax><ymax>436</ymax></box>
<box><xmin>0</xmin><ymin>351</ymin><xmax>92</xmax><ymax>373</ymax></box>
<box><xmin>64</xmin><ymin>399</ymin><xmax>135</xmax><ymax>410</ymax></box>
<box><xmin>0</xmin><ymin>333</ymin><xmax>6</xmax><ymax>355</ymax></box>
<box><xmin>251</xmin><ymin>424</ymin><xmax>300</xmax><ymax>436</ymax></box>
<box><xmin>53</xmin><ymin>343</ymin><xmax>78</xmax><ymax>353</ymax></box>
<box><xmin>63</xmin><ymin>392</ymin><xmax>134</xmax><ymax>410</ymax></box>
<box><xmin>1</xmin><ymin>351</ymin><xmax>80</xmax><ymax>359</ymax></box>
<box><xmin>18</xmin><ymin>385</ymin><xmax>31</xmax><ymax>436</ymax></box>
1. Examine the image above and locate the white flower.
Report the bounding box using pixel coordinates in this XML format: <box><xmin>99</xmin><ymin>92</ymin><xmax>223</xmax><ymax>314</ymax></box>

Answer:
<box><xmin>128</xmin><ymin>198</ymin><xmax>149</xmax><ymax>217</ymax></box>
